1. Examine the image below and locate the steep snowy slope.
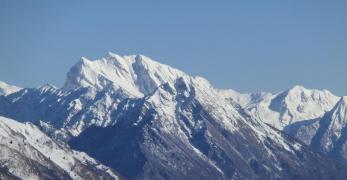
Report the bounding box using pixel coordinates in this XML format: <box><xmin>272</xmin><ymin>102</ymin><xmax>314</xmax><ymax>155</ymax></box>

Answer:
<box><xmin>70</xmin><ymin>76</ymin><xmax>347</xmax><ymax>180</ymax></box>
<box><xmin>222</xmin><ymin>86</ymin><xmax>339</xmax><ymax>129</ymax></box>
<box><xmin>285</xmin><ymin>97</ymin><xmax>347</xmax><ymax>164</ymax></box>
<box><xmin>0</xmin><ymin>81</ymin><xmax>21</xmax><ymax>96</ymax></box>
<box><xmin>0</xmin><ymin>116</ymin><xmax>119</xmax><ymax>180</ymax></box>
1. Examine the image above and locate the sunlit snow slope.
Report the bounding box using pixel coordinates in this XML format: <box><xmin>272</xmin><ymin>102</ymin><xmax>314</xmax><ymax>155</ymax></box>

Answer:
<box><xmin>0</xmin><ymin>116</ymin><xmax>119</xmax><ymax>180</ymax></box>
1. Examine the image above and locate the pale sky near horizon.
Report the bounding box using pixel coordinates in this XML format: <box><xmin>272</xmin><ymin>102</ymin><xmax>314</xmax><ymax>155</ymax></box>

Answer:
<box><xmin>0</xmin><ymin>0</ymin><xmax>346</xmax><ymax>95</ymax></box>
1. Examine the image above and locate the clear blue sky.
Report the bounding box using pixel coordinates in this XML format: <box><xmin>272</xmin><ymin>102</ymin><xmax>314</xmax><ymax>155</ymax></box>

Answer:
<box><xmin>0</xmin><ymin>1</ymin><xmax>346</xmax><ymax>95</ymax></box>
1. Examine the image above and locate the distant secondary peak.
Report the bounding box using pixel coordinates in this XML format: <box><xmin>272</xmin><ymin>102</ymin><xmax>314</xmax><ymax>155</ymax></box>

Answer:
<box><xmin>285</xmin><ymin>85</ymin><xmax>308</xmax><ymax>94</ymax></box>
<box><xmin>284</xmin><ymin>85</ymin><xmax>337</xmax><ymax>99</ymax></box>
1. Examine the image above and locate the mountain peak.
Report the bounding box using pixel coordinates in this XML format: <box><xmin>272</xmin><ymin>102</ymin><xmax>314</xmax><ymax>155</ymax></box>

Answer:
<box><xmin>264</xmin><ymin>85</ymin><xmax>340</xmax><ymax>128</ymax></box>
<box><xmin>285</xmin><ymin>85</ymin><xmax>316</xmax><ymax>96</ymax></box>
<box><xmin>63</xmin><ymin>53</ymin><xmax>188</xmax><ymax>97</ymax></box>
<box><xmin>283</xmin><ymin>85</ymin><xmax>338</xmax><ymax>102</ymax></box>
<box><xmin>286</xmin><ymin>85</ymin><xmax>336</xmax><ymax>97</ymax></box>
<box><xmin>290</xmin><ymin>85</ymin><xmax>306</xmax><ymax>91</ymax></box>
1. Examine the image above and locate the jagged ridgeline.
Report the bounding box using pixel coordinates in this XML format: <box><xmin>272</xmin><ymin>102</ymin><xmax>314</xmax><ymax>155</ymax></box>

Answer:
<box><xmin>0</xmin><ymin>53</ymin><xmax>347</xmax><ymax>180</ymax></box>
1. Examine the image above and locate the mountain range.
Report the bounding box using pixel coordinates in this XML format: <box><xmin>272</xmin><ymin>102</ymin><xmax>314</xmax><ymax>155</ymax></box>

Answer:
<box><xmin>0</xmin><ymin>52</ymin><xmax>346</xmax><ymax>180</ymax></box>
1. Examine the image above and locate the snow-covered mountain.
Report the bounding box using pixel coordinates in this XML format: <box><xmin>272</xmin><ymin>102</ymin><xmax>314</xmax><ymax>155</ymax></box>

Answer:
<box><xmin>0</xmin><ymin>81</ymin><xmax>21</xmax><ymax>96</ymax></box>
<box><xmin>221</xmin><ymin>78</ymin><xmax>347</xmax><ymax>170</ymax></box>
<box><xmin>64</xmin><ymin>53</ymin><xmax>187</xmax><ymax>97</ymax></box>
<box><xmin>0</xmin><ymin>53</ymin><xmax>192</xmax><ymax>136</ymax></box>
<box><xmin>222</xmin><ymin>86</ymin><xmax>340</xmax><ymax>129</ymax></box>
<box><xmin>285</xmin><ymin>97</ymin><xmax>347</xmax><ymax>163</ymax></box>
<box><xmin>0</xmin><ymin>116</ymin><xmax>119</xmax><ymax>179</ymax></box>
<box><xmin>0</xmin><ymin>52</ymin><xmax>347</xmax><ymax>179</ymax></box>
<box><xmin>70</xmin><ymin>75</ymin><xmax>347</xmax><ymax>180</ymax></box>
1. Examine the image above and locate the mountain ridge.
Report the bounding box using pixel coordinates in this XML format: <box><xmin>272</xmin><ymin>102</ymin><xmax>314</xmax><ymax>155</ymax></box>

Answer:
<box><xmin>0</xmin><ymin>52</ymin><xmax>346</xmax><ymax>179</ymax></box>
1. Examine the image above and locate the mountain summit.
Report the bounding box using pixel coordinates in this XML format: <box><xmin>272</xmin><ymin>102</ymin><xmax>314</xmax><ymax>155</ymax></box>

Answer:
<box><xmin>64</xmin><ymin>53</ymin><xmax>187</xmax><ymax>97</ymax></box>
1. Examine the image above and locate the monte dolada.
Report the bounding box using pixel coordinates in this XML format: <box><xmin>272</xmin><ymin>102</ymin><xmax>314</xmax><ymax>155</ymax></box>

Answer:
<box><xmin>0</xmin><ymin>52</ymin><xmax>347</xmax><ymax>180</ymax></box>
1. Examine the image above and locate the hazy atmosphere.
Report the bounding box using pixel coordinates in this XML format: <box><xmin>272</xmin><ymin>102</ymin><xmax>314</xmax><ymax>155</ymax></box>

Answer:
<box><xmin>1</xmin><ymin>0</ymin><xmax>346</xmax><ymax>95</ymax></box>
